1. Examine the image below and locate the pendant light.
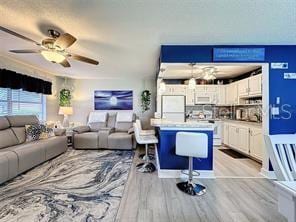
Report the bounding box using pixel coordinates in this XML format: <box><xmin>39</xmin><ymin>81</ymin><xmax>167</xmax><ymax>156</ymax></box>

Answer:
<box><xmin>188</xmin><ymin>63</ymin><xmax>196</xmax><ymax>89</ymax></box>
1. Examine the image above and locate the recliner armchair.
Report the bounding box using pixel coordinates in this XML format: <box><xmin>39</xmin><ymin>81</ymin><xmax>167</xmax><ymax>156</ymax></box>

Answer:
<box><xmin>72</xmin><ymin>112</ymin><xmax>136</xmax><ymax>150</ymax></box>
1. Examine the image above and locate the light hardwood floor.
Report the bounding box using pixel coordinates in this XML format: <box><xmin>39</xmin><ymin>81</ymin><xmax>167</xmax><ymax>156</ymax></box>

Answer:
<box><xmin>116</xmin><ymin>149</ymin><xmax>285</xmax><ymax>222</ymax></box>
<box><xmin>214</xmin><ymin>147</ymin><xmax>263</xmax><ymax>178</ymax></box>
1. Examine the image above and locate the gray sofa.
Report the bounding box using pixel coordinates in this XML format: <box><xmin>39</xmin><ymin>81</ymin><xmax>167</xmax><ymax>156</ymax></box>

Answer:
<box><xmin>0</xmin><ymin>115</ymin><xmax>68</xmax><ymax>184</ymax></box>
<box><xmin>73</xmin><ymin>112</ymin><xmax>136</xmax><ymax>150</ymax></box>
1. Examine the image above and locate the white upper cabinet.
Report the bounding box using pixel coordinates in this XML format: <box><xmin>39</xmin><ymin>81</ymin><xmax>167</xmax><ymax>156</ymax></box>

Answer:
<box><xmin>238</xmin><ymin>78</ymin><xmax>249</xmax><ymax>97</ymax></box>
<box><xmin>249</xmin><ymin>74</ymin><xmax>262</xmax><ymax>96</ymax></box>
<box><xmin>163</xmin><ymin>85</ymin><xmax>186</xmax><ymax>95</ymax></box>
<box><xmin>237</xmin><ymin>74</ymin><xmax>262</xmax><ymax>98</ymax></box>
<box><xmin>216</xmin><ymin>85</ymin><xmax>226</xmax><ymax>105</ymax></box>
<box><xmin>226</xmin><ymin>82</ymin><xmax>238</xmax><ymax>105</ymax></box>
<box><xmin>195</xmin><ymin>85</ymin><xmax>206</xmax><ymax>93</ymax></box>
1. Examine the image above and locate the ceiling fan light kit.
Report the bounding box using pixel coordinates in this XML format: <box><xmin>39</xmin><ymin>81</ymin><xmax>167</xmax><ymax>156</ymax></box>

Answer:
<box><xmin>41</xmin><ymin>50</ymin><xmax>65</xmax><ymax>63</ymax></box>
<box><xmin>0</xmin><ymin>26</ymin><xmax>99</xmax><ymax>68</ymax></box>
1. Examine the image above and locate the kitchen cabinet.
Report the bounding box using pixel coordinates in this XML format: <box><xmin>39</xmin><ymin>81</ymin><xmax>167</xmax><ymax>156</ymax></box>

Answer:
<box><xmin>163</xmin><ymin>85</ymin><xmax>186</xmax><ymax>95</ymax></box>
<box><xmin>228</xmin><ymin>125</ymin><xmax>239</xmax><ymax>148</ymax></box>
<box><xmin>238</xmin><ymin>79</ymin><xmax>249</xmax><ymax>97</ymax></box>
<box><xmin>237</xmin><ymin>126</ymin><xmax>249</xmax><ymax>154</ymax></box>
<box><xmin>237</xmin><ymin>74</ymin><xmax>262</xmax><ymax>98</ymax></box>
<box><xmin>195</xmin><ymin>85</ymin><xmax>206</xmax><ymax>93</ymax></box>
<box><xmin>249</xmin><ymin>127</ymin><xmax>263</xmax><ymax>160</ymax></box>
<box><xmin>185</xmin><ymin>88</ymin><xmax>195</xmax><ymax>105</ymax></box>
<box><xmin>226</xmin><ymin>82</ymin><xmax>238</xmax><ymax>105</ymax></box>
<box><xmin>216</xmin><ymin>85</ymin><xmax>226</xmax><ymax>105</ymax></box>
<box><xmin>205</xmin><ymin>85</ymin><xmax>217</xmax><ymax>92</ymax></box>
<box><xmin>249</xmin><ymin>74</ymin><xmax>262</xmax><ymax>96</ymax></box>
<box><xmin>223</xmin><ymin>122</ymin><xmax>229</xmax><ymax>145</ymax></box>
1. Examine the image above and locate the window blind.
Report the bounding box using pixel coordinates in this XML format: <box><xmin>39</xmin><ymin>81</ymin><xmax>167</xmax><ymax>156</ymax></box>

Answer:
<box><xmin>0</xmin><ymin>87</ymin><xmax>45</xmax><ymax>120</ymax></box>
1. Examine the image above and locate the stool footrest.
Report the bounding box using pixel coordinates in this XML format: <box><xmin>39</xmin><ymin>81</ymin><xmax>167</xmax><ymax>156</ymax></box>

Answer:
<box><xmin>177</xmin><ymin>181</ymin><xmax>206</xmax><ymax>196</ymax></box>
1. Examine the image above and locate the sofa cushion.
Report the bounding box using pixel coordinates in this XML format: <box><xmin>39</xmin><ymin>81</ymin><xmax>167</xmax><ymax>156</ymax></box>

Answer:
<box><xmin>115</xmin><ymin>113</ymin><xmax>135</xmax><ymax>132</ymax></box>
<box><xmin>116</xmin><ymin>112</ymin><xmax>134</xmax><ymax>122</ymax></box>
<box><xmin>88</xmin><ymin>112</ymin><xmax>108</xmax><ymax>123</ymax></box>
<box><xmin>107</xmin><ymin>113</ymin><xmax>117</xmax><ymax>128</ymax></box>
<box><xmin>73</xmin><ymin>132</ymin><xmax>99</xmax><ymax>149</ymax></box>
<box><xmin>88</xmin><ymin>122</ymin><xmax>107</xmax><ymax>132</ymax></box>
<box><xmin>6</xmin><ymin>140</ymin><xmax>47</xmax><ymax>174</ymax></box>
<box><xmin>6</xmin><ymin>115</ymin><xmax>39</xmax><ymax>127</ymax></box>
<box><xmin>115</xmin><ymin>122</ymin><xmax>133</xmax><ymax>132</ymax></box>
<box><xmin>0</xmin><ymin>129</ymin><xmax>19</xmax><ymax>149</ymax></box>
<box><xmin>0</xmin><ymin>117</ymin><xmax>10</xmax><ymax>130</ymax></box>
<box><xmin>0</xmin><ymin>150</ymin><xmax>18</xmax><ymax>183</ymax></box>
<box><xmin>42</xmin><ymin>136</ymin><xmax>68</xmax><ymax>160</ymax></box>
<box><xmin>11</xmin><ymin>127</ymin><xmax>26</xmax><ymax>144</ymax></box>
<box><xmin>108</xmin><ymin>132</ymin><xmax>133</xmax><ymax>150</ymax></box>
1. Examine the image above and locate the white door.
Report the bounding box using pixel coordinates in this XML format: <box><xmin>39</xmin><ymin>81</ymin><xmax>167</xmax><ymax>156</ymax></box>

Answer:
<box><xmin>173</xmin><ymin>85</ymin><xmax>186</xmax><ymax>95</ymax></box>
<box><xmin>249</xmin><ymin>74</ymin><xmax>262</xmax><ymax>96</ymax></box>
<box><xmin>237</xmin><ymin>126</ymin><xmax>250</xmax><ymax>154</ymax></box>
<box><xmin>238</xmin><ymin>79</ymin><xmax>249</xmax><ymax>97</ymax></box>
<box><xmin>231</xmin><ymin>83</ymin><xmax>238</xmax><ymax>105</ymax></box>
<box><xmin>249</xmin><ymin>127</ymin><xmax>263</xmax><ymax>160</ymax></box>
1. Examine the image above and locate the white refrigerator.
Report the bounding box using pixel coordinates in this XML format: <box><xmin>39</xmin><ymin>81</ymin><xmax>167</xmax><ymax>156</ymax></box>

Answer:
<box><xmin>161</xmin><ymin>95</ymin><xmax>185</xmax><ymax>122</ymax></box>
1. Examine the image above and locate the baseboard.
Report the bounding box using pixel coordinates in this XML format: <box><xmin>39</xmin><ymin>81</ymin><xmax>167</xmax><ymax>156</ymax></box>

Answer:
<box><xmin>260</xmin><ymin>168</ymin><xmax>276</xmax><ymax>179</ymax></box>
<box><xmin>154</xmin><ymin>146</ymin><xmax>215</xmax><ymax>179</ymax></box>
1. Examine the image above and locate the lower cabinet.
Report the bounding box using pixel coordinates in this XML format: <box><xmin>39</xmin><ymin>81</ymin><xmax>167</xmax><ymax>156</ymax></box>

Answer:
<box><xmin>249</xmin><ymin>127</ymin><xmax>263</xmax><ymax>160</ymax></box>
<box><xmin>223</xmin><ymin>122</ymin><xmax>263</xmax><ymax>161</ymax></box>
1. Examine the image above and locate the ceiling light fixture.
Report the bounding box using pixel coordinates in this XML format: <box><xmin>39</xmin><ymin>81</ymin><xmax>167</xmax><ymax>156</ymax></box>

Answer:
<box><xmin>188</xmin><ymin>63</ymin><xmax>196</xmax><ymax>89</ymax></box>
<box><xmin>203</xmin><ymin>67</ymin><xmax>217</xmax><ymax>81</ymax></box>
<box><xmin>41</xmin><ymin>50</ymin><xmax>65</xmax><ymax>63</ymax></box>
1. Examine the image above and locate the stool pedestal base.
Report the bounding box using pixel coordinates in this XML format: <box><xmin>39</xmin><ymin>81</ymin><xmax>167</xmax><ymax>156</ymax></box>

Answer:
<box><xmin>177</xmin><ymin>181</ymin><xmax>206</xmax><ymax>196</ymax></box>
<box><xmin>136</xmin><ymin>162</ymin><xmax>156</xmax><ymax>173</ymax></box>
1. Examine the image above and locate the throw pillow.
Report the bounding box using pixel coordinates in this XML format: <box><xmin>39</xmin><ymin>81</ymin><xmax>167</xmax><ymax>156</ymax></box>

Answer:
<box><xmin>25</xmin><ymin>124</ymin><xmax>42</xmax><ymax>142</ymax></box>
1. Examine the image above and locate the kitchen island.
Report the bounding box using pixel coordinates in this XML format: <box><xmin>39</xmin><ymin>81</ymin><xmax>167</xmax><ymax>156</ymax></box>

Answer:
<box><xmin>151</xmin><ymin>119</ymin><xmax>215</xmax><ymax>178</ymax></box>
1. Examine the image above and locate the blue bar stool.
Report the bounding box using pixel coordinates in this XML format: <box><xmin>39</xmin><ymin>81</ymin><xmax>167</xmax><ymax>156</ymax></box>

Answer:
<box><xmin>176</xmin><ymin>132</ymin><xmax>208</xmax><ymax>196</ymax></box>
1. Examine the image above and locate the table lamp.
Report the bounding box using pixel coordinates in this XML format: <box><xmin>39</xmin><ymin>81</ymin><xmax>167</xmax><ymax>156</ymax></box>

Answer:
<box><xmin>58</xmin><ymin>106</ymin><xmax>73</xmax><ymax>127</ymax></box>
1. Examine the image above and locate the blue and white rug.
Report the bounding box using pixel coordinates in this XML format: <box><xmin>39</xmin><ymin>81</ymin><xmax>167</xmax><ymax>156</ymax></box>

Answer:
<box><xmin>0</xmin><ymin>149</ymin><xmax>134</xmax><ymax>222</ymax></box>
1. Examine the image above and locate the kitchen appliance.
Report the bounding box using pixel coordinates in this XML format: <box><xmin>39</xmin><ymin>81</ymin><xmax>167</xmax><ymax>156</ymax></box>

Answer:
<box><xmin>162</xmin><ymin>95</ymin><xmax>185</xmax><ymax>122</ymax></box>
<box><xmin>195</xmin><ymin>92</ymin><xmax>214</xmax><ymax>104</ymax></box>
<box><xmin>236</xmin><ymin>109</ymin><xmax>242</xmax><ymax>120</ymax></box>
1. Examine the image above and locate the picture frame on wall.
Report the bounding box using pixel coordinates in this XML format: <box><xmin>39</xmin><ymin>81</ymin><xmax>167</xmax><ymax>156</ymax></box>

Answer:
<box><xmin>94</xmin><ymin>90</ymin><xmax>133</xmax><ymax>110</ymax></box>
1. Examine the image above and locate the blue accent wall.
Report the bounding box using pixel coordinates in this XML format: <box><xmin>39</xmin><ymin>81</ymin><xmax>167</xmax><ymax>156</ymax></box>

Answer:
<box><xmin>160</xmin><ymin>45</ymin><xmax>296</xmax><ymax>135</ymax></box>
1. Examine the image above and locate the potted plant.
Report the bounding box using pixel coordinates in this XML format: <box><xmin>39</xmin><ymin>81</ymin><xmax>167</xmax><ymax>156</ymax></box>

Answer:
<box><xmin>141</xmin><ymin>90</ymin><xmax>151</xmax><ymax>113</ymax></box>
<box><xmin>59</xmin><ymin>88</ymin><xmax>72</xmax><ymax>107</ymax></box>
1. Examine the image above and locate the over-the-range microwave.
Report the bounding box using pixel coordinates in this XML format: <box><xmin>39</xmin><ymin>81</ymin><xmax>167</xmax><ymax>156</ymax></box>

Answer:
<box><xmin>195</xmin><ymin>93</ymin><xmax>214</xmax><ymax>104</ymax></box>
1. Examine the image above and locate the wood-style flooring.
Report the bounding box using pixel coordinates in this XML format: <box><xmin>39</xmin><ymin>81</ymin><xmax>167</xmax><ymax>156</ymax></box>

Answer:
<box><xmin>214</xmin><ymin>147</ymin><xmax>263</xmax><ymax>178</ymax></box>
<box><xmin>116</xmin><ymin>149</ymin><xmax>285</xmax><ymax>222</ymax></box>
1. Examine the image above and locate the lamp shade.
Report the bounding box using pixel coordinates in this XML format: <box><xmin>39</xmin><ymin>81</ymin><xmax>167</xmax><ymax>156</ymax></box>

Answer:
<box><xmin>58</xmin><ymin>106</ymin><xmax>73</xmax><ymax>115</ymax></box>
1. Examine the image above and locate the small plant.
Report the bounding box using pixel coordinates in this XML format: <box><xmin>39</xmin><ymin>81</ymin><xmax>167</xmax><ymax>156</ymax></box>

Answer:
<box><xmin>59</xmin><ymin>89</ymin><xmax>71</xmax><ymax>107</ymax></box>
<box><xmin>141</xmin><ymin>90</ymin><xmax>151</xmax><ymax>113</ymax></box>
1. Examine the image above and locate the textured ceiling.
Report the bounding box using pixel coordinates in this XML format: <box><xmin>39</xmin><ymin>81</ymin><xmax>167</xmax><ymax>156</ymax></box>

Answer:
<box><xmin>0</xmin><ymin>0</ymin><xmax>296</xmax><ymax>79</ymax></box>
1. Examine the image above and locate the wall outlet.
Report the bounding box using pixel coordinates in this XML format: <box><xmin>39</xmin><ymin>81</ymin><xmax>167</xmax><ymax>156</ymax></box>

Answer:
<box><xmin>276</xmin><ymin>97</ymin><xmax>280</xmax><ymax>105</ymax></box>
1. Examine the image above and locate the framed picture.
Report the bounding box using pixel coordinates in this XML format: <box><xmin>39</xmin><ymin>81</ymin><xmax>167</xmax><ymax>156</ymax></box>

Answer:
<box><xmin>94</xmin><ymin>90</ymin><xmax>133</xmax><ymax>110</ymax></box>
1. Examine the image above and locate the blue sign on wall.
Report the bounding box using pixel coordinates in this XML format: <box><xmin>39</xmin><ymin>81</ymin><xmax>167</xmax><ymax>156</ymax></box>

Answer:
<box><xmin>213</xmin><ymin>48</ymin><xmax>265</xmax><ymax>62</ymax></box>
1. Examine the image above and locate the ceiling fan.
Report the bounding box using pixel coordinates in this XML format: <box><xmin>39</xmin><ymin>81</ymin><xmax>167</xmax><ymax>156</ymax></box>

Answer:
<box><xmin>0</xmin><ymin>26</ymin><xmax>99</xmax><ymax>67</ymax></box>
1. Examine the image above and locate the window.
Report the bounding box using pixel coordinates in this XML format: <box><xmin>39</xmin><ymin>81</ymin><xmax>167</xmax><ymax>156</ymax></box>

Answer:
<box><xmin>0</xmin><ymin>87</ymin><xmax>46</xmax><ymax>120</ymax></box>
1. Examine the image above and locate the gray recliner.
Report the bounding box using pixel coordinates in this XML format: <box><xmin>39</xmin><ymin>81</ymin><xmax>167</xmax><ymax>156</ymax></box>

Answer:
<box><xmin>0</xmin><ymin>115</ymin><xmax>68</xmax><ymax>184</ymax></box>
<box><xmin>73</xmin><ymin>112</ymin><xmax>136</xmax><ymax>150</ymax></box>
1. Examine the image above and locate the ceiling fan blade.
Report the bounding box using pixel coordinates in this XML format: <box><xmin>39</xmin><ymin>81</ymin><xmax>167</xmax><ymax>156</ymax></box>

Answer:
<box><xmin>10</xmin><ymin>49</ymin><xmax>40</xmax><ymax>53</ymax></box>
<box><xmin>54</xmin><ymin>33</ymin><xmax>76</xmax><ymax>49</ymax></box>
<box><xmin>69</xmin><ymin>53</ymin><xmax>99</xmax><ymax>65</ymax></box>
<box><xmin>0</xmin><ymin>26</ymin><xmax>40</xmax><ymax>45</ymax></box>
<box><xmin>60</xmin><ymin>59</ymin><xmax>71</xmax><ymax>68</ymax></box>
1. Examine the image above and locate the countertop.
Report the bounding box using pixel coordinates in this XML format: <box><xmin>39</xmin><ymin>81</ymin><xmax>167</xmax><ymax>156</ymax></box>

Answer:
<box><xmin>150</xmin><ymin>118</ymin><xmax>214</xmax><ymax>130</ymax></box>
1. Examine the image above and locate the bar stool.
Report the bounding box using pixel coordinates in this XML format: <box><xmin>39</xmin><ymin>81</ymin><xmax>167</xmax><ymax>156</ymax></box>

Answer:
<box><xmin>133</xmin><ymin>122</ymin><xmax>158</xmax><ymax>173</ymax></box>
<box><xmin>136</xmin><ymin>119</ymin><xmax>155</xmax><ymax>161</ymax></box>
<box><xmin>175</xmin><ymin>132</ymin><xmax>208</xmax><ymax>196</ymax></box>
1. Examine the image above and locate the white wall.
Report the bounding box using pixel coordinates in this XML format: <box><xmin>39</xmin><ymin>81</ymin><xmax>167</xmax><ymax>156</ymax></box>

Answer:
<box><xmin>47</xmin><ymin>77</ymin><xmax>156</xmax><ymax>128</ymax></box>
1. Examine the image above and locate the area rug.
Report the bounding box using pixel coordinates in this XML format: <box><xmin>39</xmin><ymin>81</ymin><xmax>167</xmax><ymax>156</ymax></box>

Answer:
<box><xmin>219</xmin><ymin>148</ymin><xmax>247</xmax><ymax>159</ymax></box>
<box><xmin>0</xmin><ymin>149</ymin><xmax>134</xmax><ymax>222</ymax></box>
